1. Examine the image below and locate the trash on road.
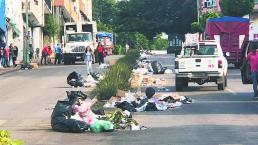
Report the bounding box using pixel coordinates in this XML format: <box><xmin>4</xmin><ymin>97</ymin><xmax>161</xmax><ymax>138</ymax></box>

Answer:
<box><xmin>103</xmin><ymin>87</ymin><xmax>192</xmax><ymax>112</ymax></box>
<box><xmin>51</xmin><ymin>91</ymin><xmax>144</xmax><ymax>133</ymax></box>
<box><xmin>67</xmin><ymin>71</ymin><xmax>99</xmax><ymax>88</ymax></box>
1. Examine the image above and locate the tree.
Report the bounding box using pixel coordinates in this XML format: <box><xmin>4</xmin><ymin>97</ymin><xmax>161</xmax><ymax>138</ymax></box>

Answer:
<box><xmin>115</xmin><ymin>0</ymin><xmax>197</xmax><ymax>39</ymax></box>
<box><xmin>93</xmin><ymin>0</ymin><xmax>117</xmax><ymax>27</ymax></box>
<box><xmin>220</xmin><ymin>0</ymin><xmax>254</xmax><ymax>17</ymax></box>
<box><xmin>150</xmin><ymin>33</ymin><xmax>169</xmax><ymax>50</ymax></box>
<box><xmin>191</xmin><ymin>11</ymin><xmax>220</xmax><ymax>33</ymax></box>
<box><xmin>116</xmin><ymin>32</ymin><xmax>149</xmax><ymax>50</ymax></box>
<box><xmin>43</xmin><ymin>14</ymin><xmax>59</xmax><ymax>39</ymax></box>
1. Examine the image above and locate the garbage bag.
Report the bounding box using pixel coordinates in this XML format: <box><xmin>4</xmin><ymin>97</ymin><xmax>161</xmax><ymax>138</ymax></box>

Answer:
<box><xmin>145</xmin><ymin>103</ymin><xmax>158</xmax><ymax>111</ymax></box>
<box><xmin>151</xmin><ymin>61</ymin><xmax>167</xmax><ymax>74</ymax></box>
<box><xmin>51</xmin><ymin>101</ymin><xmax>89</xmax><ymax>133</ymax></box>
<box><xmin>66</xmin><ymin>91</ymin><xmax>87</xmax><ymax>104</ymax></box>
<box><xmin>115</xmin><ymin>101</ymin><xmax>136</xmax><ymax>112</ymax></box>
<box><xmin>90</xmin><ymin>120</ymin><xmax>114</xmax><ymax>133</ymax></box>
<box><xmin>145</xmin><ymin>87</ymin><xmax>156</xmax><ymax>99</ymax></box>
<box><xmin>67</xmin><ymin>71</ymin><xmax>85</xmax><ymax>87</ymax></box>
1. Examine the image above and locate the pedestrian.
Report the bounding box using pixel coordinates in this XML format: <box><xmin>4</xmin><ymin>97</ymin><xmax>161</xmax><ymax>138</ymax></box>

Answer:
<box><xmin>85</xmin><ymin>46</ymin><xmax>94</xmax><ymax>75</ymax></box>
<box><xmin>54</xmin><ymin>44</ymin><xmax>62</xmax><ymax>64</ymax></box>
<box><xmin>0</xmin><ymin>47</ymin><xmax>4</xmax><ymax>67</ymax></box>
<box><xmin>125</xmin><ymin>43</ymin><xmax>129</xmax><ymax>54</ymax></box>
<box><xmin>41</xmin><ymin>46</ymin><xmax>48</xmax><ymax>65</ymax></box>
<box><xmin>3</xmin><ymin>46</ymin><xmax>9</xmax><ymax>67</ymax></box>
<box><xmin>247</xmin><ymin>47</ymin><xmax>258</xmax><ymax>98</ymax></box>
<box><xmin>35</xmin><ymin>48</ymin><xmax>40</xmax><ymax>62</ymax></box>
<box><xmin>12</xmin><ymin>46</ymin><xmax>18</xmax><ymax>67</ymax></box>
<box><xmin>97</xmin><ymin>42</ymin><xmax>104</xmax><ymax>65</ymax></box>
<box><xmin>47</xmin><ymin>46</ymin><xmax>53</xmax><ymax>64</ymax></box>
<box><xmin>8</xmin><ymin>43</ymin><xmax>14</xmax><ymax>66</ymax></box>
<box><xmin>29</xmin><ymin>44</ymin><xmax>34</xmax><ymax>62</ymax></box>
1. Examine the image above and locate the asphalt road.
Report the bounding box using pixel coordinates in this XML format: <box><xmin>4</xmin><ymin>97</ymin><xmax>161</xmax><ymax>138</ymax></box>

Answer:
<box><xmin>0</xmin><ymin>54</ymin><xmax>258</xmax><ymax>145</ymax></box>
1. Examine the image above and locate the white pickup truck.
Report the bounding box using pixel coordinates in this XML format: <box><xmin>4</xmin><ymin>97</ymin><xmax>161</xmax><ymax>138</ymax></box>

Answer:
<box><xmin>174</xmin><ymin>40</ymin><xmax>228</xmax><ymax>91</ymax></box>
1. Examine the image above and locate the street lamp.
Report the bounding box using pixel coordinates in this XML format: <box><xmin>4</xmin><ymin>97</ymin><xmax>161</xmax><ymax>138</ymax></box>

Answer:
<box><xmin>22</xmin><ymin>0</ymin><xmax>30</xmax><ymax>69</ymax></box>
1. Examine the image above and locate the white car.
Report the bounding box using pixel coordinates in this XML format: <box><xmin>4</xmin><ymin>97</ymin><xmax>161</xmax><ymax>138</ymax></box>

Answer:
<box><xmin>174</xmin><ymin>40</ymin><xmax>228</xmax><ymax>91</ymax></box>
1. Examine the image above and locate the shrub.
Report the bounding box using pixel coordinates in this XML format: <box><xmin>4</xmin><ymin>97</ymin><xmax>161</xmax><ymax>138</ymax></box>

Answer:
<box><xmin>0</xmin><ymin>130</ymin><xmax>23</xmax><ymax>145</ymax></box>
<box><xmin>113</xmin><ymin>45</ymin><xmax>125</xmax><ymax>55</ymax></box>
<box><xmin>95</xmin><ymin>50</ymin><xmax>139</xmax><ymax>100</ymax></box>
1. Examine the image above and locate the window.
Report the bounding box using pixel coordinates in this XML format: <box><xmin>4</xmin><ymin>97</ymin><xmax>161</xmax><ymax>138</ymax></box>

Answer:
<box><xmin>203</xmin><ymin>0</ymin><xmax>216</xmax><ymax>8</ymax></box>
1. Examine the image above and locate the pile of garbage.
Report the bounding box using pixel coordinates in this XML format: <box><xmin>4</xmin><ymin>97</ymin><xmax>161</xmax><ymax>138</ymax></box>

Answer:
<box><xmin>67</xmin><ymin>71</ymin><xmax>101</xmax><ymax>88</ymax></box>
<box><xmin>133</xmin><ymin>59</ymin><xmax>172</xmax><ymax>75</ymax></box>
<box><xmin>51</xmin><ymin>91</ymin><xmax>145</xmax><ymax>133</ymax></box>
<box><xmin>104</xmin><ymin>87</ymin><xmax>192</xmax><ymax>112</ymax></box>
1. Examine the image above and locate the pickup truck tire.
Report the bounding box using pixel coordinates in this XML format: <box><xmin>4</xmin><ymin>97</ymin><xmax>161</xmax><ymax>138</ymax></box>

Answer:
<box><xmin>218</xmin><ymin>76</ymin><xmax>225</xmax><ymax>90</ymax></box>
<box><xmin>175</xmin><ymin>77</ymin><xmax>184</xmax><ymax>91</ymax></box>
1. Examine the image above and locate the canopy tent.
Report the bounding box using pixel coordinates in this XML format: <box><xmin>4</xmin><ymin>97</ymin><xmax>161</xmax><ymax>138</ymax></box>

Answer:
<box><xmin>96</xmin><ymin>32</ymin><xmax>113</xmax><ymax>39</ymax></box>
<box><xmin>205</xmin><ymin>16</ymin><xmax>249</xmax><ymax>39</ymax></box>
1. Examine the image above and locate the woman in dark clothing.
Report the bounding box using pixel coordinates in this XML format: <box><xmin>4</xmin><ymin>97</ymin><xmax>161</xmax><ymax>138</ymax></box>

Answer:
<box><xmin>97</xmin><ymin>42</ymin><xmax>104</xmax><ymax>65</ymax></box>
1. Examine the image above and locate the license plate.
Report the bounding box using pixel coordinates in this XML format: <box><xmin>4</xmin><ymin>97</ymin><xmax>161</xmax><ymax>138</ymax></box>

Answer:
<box><xmin>76</xmin><ymin>56</ymin><xmax>81</xmax><ymax>59</ymax></box>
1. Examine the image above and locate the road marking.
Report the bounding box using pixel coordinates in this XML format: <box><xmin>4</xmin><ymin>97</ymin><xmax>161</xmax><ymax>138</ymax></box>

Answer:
<box><xmin>226</xmin><ymin>88</ymin><xmax>238</xmax><ymax>96</ymax></box>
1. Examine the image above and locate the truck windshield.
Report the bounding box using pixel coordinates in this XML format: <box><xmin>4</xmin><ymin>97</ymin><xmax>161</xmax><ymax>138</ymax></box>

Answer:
<box><xmin>67</xmin><ymin>33</ymin><xmax>92</xmax><ymax>42</ymax></box>
<box><xmin>184</xmin><ymin>45</ymin><xmax>217</xmax><ymax>56</ymax></box>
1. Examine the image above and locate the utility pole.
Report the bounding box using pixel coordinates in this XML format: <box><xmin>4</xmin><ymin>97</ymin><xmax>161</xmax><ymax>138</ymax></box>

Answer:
<box><xmin>23</xmin><ymin>0</ymin><xmax>29</xmax><ymax>67</ymax></box>
<box><xmin>197</xmin><ymin>0</ymin><xmax>200</xmax><ymax>24</ymax></box>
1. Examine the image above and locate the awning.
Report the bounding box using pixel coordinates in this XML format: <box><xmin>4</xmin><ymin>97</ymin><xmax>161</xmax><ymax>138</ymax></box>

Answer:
<box><xmin>6</xmin><ymin>17</ymin><xmax>21</xmax><ymax>37</ymax></box>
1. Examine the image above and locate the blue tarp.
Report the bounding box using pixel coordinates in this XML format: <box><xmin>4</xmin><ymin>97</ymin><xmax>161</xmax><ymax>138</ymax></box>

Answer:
<box><xmin>208</xmin><ymin>16</ymin><xmax>249</xmax><ymax>23</ymax></box>
<box><xmin>0</xmin><ymin>0</ymin><xmax>6</xmax><ymax>32</ymax></box>
<box><xmin>96</xmin><ymin>32</ymin><xmax>113</xmax><ymax>38</ymax></box>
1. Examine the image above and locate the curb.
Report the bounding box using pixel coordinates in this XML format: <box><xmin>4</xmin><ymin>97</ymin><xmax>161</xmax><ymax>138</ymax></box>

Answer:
<box><xmin>0</xmin><ymin>66</ymin><xmax>22</xmax><ymax>75</ymax></box>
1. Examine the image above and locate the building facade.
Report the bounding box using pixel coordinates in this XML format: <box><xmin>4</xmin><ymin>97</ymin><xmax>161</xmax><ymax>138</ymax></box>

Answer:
<box><xmin>199</xmin><ymin>0</ymin><xmax>221</xmax><ymax>14</ymax></box>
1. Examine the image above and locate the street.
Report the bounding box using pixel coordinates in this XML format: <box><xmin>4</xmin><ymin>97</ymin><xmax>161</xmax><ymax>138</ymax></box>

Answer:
<box><xmin>1</xmin><ymin>54</ymin><xmax>258</xmax><ymax>145</ymax></box>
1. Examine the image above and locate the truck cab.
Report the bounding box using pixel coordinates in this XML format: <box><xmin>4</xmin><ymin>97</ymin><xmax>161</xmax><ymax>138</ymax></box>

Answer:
<box><xmin>175</xmin><ymin>40</ymin><xmax>228</xmax><ymax>91</ymax></box>
<box><xmin>63</xmin><ymin>22</ymin><xmax>97</xmax><ymax>65</ymax></box>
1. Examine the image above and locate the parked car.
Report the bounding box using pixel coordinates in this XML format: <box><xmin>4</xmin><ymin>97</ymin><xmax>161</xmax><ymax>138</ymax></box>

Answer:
<box><xmin>240</xmin><ymin>40</ymin><xmax>258</xmax><ymax>84</ymax></box>
<box><xmin>175</xmin><ymin>40</ymin><xmax>228</xmax><ymax>91</ymax></box>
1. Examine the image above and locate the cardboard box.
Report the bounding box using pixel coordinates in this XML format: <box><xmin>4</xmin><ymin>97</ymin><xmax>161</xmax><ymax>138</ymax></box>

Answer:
<box><xmin>116</xmin><ymin>89</ymin><xmax>126</xmax><ymax>97</ymax></box>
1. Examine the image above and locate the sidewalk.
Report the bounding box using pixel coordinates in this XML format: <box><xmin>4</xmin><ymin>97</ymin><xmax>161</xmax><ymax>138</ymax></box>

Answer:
<box><xmin>0</xmin><ymin>66</ymin><xmax>21</xmax><ymax>75</ymax></box>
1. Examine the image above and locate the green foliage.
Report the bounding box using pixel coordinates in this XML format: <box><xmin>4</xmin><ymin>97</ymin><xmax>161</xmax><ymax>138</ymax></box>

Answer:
<box><xmin>0</xmin><ymin>130</ymin><xmax>23</xmax><ymax>145</ymax></box>
<box><xmin>113</xmin><ymin>45</ymin><xmax>125</xmax><ymax>55</ymax></box>
<box><xmin>191</xmin><ymin>11</ymin><xmax>220</xmax><ymax>32</ymax></box>
<box><xmin>191</xmin><ymin>22</ymin><xmax>201</xmax><ymax>33</ymax></box>
<box><xmin>116</xmin><ymin>32</ymin><xmax>149</xmax><ymax>50</ymax></box>
<box><xmin>97</xmin><ymin>22</ymin><xmax>113</xmax><ymax>32</ymax></box>
<box><xmin>150</xmin><ymin>33</ymin><xmax>168</xmax><ymax>50</ymax></box>
<box><xmin>43</xmin><ymin>14</ymin><xmax>59</xmax><ymax>37</ymax></box>
<box><xmin>95</xmin><ymin>50</ymin><xmax>140</xmax><ymax>100</ymax></box>
<box><xmin>220</xmin><ymin>0</ymin><xmax>254</xmax><ymax>17</ymax></box>
<box><xmin>115</xmin><ymin>0</ymin><xmax>197</xmax><ymax>38</ymax></box>
<box><xmin>93</xmin><ymin>0</ymin><xmax>117</xmax><ymax>27</ymax></box>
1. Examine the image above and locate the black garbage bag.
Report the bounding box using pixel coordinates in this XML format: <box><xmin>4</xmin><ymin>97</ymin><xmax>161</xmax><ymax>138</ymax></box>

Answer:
<box><xmin>67</xmin><ymin>71</ymin><xmax>85</xmax><ymax>87</ymax></box>
<box><xmin>51</xmin><ymin>101</ymin><xmax>89</xmax><ymax>133</ymax></box>
<box><xmin>90</xmin><ymin>72</ymin><xmax>100</xmax><ymax>80</ymax></box>
<box><xmin>151</xmin><ymin>61</ymin><xmax>167</xmax><ymax>74</ymax></box>
<box><xmin>145</xmin><ymin>103</ymin><xmax>158</xmax><ymax>111</ymax></box>
<box><xmin>145</xmin><ymin>87</ymin><xmax>156</xmax><ymax>99</ymax></box>
<box><xmin>115</xmin><ymin>101</ymin><xmax>136</xmax><ymax>112</ymax></box>
<box><xmin>66</xmin><ymin>91</ymin><xmax>87</xmax><ymax>104</ymax></box>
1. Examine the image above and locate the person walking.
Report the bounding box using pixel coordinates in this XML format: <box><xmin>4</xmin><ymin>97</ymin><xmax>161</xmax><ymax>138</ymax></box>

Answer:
<box><xmin>3</xmin><ymin>46</ymin><xmax>9</xmax><ymax>67</ymax></box>
<box><xmin>8</xmin><ymin>43</ymin><xmax>14</xmax><ymax>66</ymax></box>
<box><xmin>0</xmin><ymin>47</ymin><xmax>4</xmax><ymax>67</ymax></box>
<box><xmin>12</xmin><ymin>46</ymin><xmax>18</xmax><ymax>67</ymax></box>
<box><xmin>54</xmin><ymin>44</ymin><xmax>62</xmax><ymax>64</ymax></box>
<box><xmin>41</xmin><ymin>46</ymin><xmax>48</xmax><ymax>65</ymax></box>
<box><xmin>97</xmin><ymin>42</ymin><xmax>104</xmax><ymax>65</ymax></box>
<box><xmin>125</xmin><ymin>43</ymin><xmax>129</xmax><ymax>54</ymax></box>
<box><xmin>85</xmin><ymin>46</ymin><xmax>94</xmax><ymax>75</ymax></box>
<box><xmin>247</xmin><ymin>48</ymin><xmax>258</xmax><ymax>98</ymax></box>
<box><xmin>29</xmin><ymin>44</ymin><xmax>34</xmax><ymax>62</ymax></box>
